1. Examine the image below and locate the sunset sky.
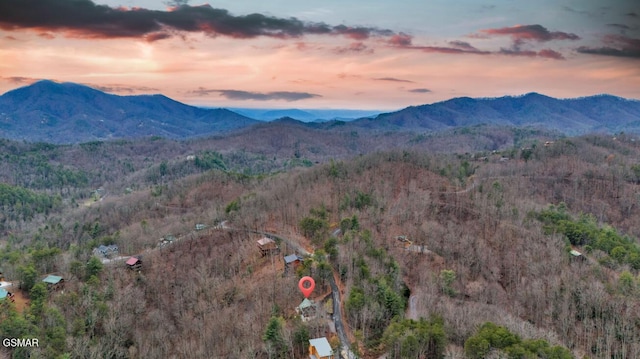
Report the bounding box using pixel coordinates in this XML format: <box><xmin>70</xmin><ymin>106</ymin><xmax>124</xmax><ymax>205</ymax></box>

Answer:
<box><xmin>0</xmin><ymin>0</ymin><xmax>638</xmax><ymax>110</ymax></box>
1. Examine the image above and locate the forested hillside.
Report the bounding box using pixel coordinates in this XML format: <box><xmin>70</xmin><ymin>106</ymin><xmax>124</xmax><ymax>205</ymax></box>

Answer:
<box><xmin>1</xmin><ymin>133</ymin><xmax>640</xmax><ymax>358</ymax></box>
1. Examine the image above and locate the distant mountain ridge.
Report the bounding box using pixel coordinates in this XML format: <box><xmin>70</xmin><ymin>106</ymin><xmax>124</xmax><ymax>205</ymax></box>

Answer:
<box><xmin>0</xmin><ymin>80</ymin><xmax>258</xmax><ymax>143</ymax></box>
<box><xmin>1</xmin><ymin>80</ymin><xmax>639</xmax><ymax>144</ymax></box>
<box><xmin>228</xmin><ymin>107</ymin><xmax>382</xmax><ymax>122</ymax></box>
<box><xmin>357</xmin><ymin>92</ymin><xmax>640</xmax><ymax>135</ymax></box>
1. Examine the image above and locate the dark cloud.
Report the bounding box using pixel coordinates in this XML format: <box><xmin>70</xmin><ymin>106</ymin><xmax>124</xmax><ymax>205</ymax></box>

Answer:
<box><xmin>388</xmin><ymin>32</ymin><xmax>566</xmax><ymax>60</ymax></box>
<box><xmin>389</xmin><ymin>36</ymin><xmax>489</xmax><ymax>55</ymax></box>
<box><xmin>608</xmin><ymin>23</ymin><xmax>631</xmax><ymax>31</ymax></box>
<box><xmin>332</xmin><ymin>24</ymin><xmax>393</xmax><ymax>40</ymax></box>
<box><xmin>562</xmin><ymin>6</ymin><xmax>592</xmax><ymax>16</ymax></box>
<box><xmin>498</xmin><ymin>48</ymin><xmax>537</xmax><ymax>57</ymax></box>
<box><xmin>627</xmin><ymin>12</ymin><xmax>638</xmax><ymax>18</ymax></box>
<box><xmin>373</xmin><ymin>77</ymin><xmax>414</xmax><ymax>83</ymax></box>
<box><xmin>191</xmin><ymin>88</ymin><xmax>321</xmax><ymax>101</ymax></box>
<box><xmin>0</xmin><ymin>0</ymin><xmax>397</xmax><ymax>41</ymax></box>
<box><xmin>498</xmin><ymin>48</ymin><xmax>565</xmax><ymax>59</ymax></box>
<box><xmin>411</xmin><ymin>45</ymin><xmax>490</xmax><ymax>55</ymax></box>
<box><xmin>409</xmin><ymin>88</ymin><xmax>431</xmax><ymax>93</ymax></box>
<box><xmin>577</xmin><ymin>34</ymin><xmax>640</xmax><ymax>59</ymax></box>
<box><xmin>449</xmin><ymin>40</ymin><xmax>478</xmax><ymax>51</ymax></box>
<box><xmin>333</xmin><ymin>42</ymin><xmax>372</xmax><ymax>54</ymax></box>
<box><xmin>389</xmin><ymin>30</ymin><xmax>568</xmax><ymax>60</ymax></box>
<box><xmin>480</xmin><ymin>24</ymin><xmax>580</xmax><ymax>42</ymax></box>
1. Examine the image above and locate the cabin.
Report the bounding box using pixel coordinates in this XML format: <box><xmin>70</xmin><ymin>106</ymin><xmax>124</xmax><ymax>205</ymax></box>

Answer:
<box><xmin>42</xmin><ymin>275</ymin><xmax>64</xmax><ymax>291</ymax></box>
<box><xmin>92</xmin><ymin>244</ymin><xmax>119</xmax><ymax>258</ymax></box>
<box><xmin>570</xmin><ymin>249</ymin><xmax>586</xmax><ymax>261</ymax></box>
<box><xmin>159</xmin><ymin>235</ymin><xmax>176</xmax><ymax>248</ymax></box>
<box><xmin>284</xmin><ymin>254</ymin><xmax>303</xmax><ymax>274</ymax></box>
<box><xmin>309</xmin><ymin>337</ymin><xmax>334</xmax><ymax>359</ymax></box>
<box><xmin>0</xmin><ymin>288</ymin><xmax>15</xmax><ymax>302</ymax></box>
<box><xmin>257</xmin><ymin>237</ymin><xmax>279</xmax><ymax>256</ymax></box>
<box><xmin>296</xmin><ymin>298</ymin><xmax>317</xmax><ymax>322</ymax></box>
<box><xmin>126</xmin><ymin>257</ymin><xmax>143</xmax><ymax>271</ymax></box>
<box><xmin>395</xmin><ymin>235</ymin><xmax>412</xmax><ymax>248</ymax></box>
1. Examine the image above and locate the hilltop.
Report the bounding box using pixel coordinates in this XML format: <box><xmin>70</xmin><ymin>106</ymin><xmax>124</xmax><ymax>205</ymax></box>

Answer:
<box><xmin>0</xmin><ymin>80</ymin><xmax>258</xmax><ymax>143</ymax></box>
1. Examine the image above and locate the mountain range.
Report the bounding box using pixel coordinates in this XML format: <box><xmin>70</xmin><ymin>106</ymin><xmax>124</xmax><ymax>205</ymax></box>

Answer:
<box><xmin>362</xmin><ymin>93</ymin><xmax>640</xmax><ymax>135</ymax></box>
<box><xmin>227</xmin><ymin>107</ymin><xmax>382</xmax><ymax>122</ymax></box>
<box><xmin>1</xmin><ymin>80</ymin><xmax>639</xmax><ymax>143</ymax></box>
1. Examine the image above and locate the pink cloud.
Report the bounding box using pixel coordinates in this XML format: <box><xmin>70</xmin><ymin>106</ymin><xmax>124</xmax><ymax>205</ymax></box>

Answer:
<box><xmin>480</xmin><ymin>24</ymin><xmax>580</xmax><ymax>42</ymax></box>
<box><xmin>387</xmin><ymin>33</ymin><xmax>413</xmax><ymax>47</ymax></box>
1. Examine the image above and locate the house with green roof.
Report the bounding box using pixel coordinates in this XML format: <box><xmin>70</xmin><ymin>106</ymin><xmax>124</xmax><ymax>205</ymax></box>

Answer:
<box><xmin>296</xmin><ymin>298</ymin><xmax>317</xmax><ymax>322</ymax></box>
<box><xmin>0</xmin><ymin>288</ymin><xmax>14</xmax><ymax>302</ymax></box>
<box><xmin>42</xmin><ymin>275</ymin><xmax>64</xmax><ymax>291</ymax></box>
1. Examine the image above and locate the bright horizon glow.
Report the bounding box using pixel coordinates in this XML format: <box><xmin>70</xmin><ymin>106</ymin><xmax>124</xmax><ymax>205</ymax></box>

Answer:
<box><xmin>0</xmin><ymin>0</ymin><xmax>638</xmax><ymax>110</ymax></box>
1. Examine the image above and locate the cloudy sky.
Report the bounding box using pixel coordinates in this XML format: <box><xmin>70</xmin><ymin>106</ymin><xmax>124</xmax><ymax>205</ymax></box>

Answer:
<box><xmin>0</xmin><ymin>0</ymin><xmax>638</xmax><ymax>110</ymax></box>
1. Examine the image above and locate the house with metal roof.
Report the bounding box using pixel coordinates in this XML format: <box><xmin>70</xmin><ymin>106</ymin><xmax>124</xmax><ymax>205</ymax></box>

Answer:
<box><xmin>93</xmin><ymin>244</ymin><xmax>119</xmax><ymax>258</ymax></box>
<box><xmin>126</xmin><ymin>257</ymin><xmax>142</xmax><ymax>271</ymax></box>
<box><xmin>296</xmin><ymin>298</ymin><xmax>317</xmax><ymax>322</ymax></box>
<box><xmin>42</xmin><ymin>275</ymin><xmax>64</xmax><ymax>291</ymax></box>
<box><xmin>309</xmin><ymin>337</ymin><xmax>333</xmax><ymax>359</ymax></box>
<box><xmin>570</xmin><ymin>249</ymin><xmax>586</xmax><ymax>261</ymax></box>
<box><xmin>257</xmin><ymin>237</ymin><xmax>279</xmax><ymax>256</ymax></box>
<box><xmin>284</xmin><ymin>254</ymin><xmax>303</xmax><ymax>274</ymax></box>
<box><xmin>0</xmin><ymin>288</ymin><xmax>14</xmax><ymax>302</ymax></box>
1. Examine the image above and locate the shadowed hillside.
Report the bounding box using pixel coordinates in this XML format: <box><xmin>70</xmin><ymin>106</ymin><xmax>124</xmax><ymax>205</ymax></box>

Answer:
<box><xmin>361</xmin><ymin>93</ymin><xmax>640</xmax><ymax>135</ymax></box>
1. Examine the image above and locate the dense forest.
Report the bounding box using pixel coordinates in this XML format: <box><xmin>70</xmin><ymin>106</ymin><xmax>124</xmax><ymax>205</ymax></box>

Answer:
<box><xmin>1</xmin><ymin>132</ymin><xmax>640</xmax><ymax>358</ymax></box>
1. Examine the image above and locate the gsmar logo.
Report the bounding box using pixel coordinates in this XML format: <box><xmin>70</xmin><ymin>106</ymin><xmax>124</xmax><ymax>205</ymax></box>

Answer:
<box><xmin>2</xmin><ymin>338</ymin><xmax>39</xmax><ymax>347</ymax></box>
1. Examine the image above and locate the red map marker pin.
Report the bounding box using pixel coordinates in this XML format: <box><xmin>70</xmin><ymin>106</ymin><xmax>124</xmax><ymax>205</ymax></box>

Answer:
<box><xmin>298</xmin><ymin>276</ymin><xmax>315</xmax><ymax>298</ymax></box>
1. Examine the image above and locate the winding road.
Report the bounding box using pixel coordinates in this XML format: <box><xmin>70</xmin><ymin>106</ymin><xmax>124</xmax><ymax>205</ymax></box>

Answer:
<box><xmin>329</xmin><ymin>272</ymin><xmax>357</xmax><ymax>359</ymax></box>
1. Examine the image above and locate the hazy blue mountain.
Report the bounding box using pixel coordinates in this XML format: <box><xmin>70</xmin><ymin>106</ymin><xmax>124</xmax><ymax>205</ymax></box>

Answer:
<box><xmin>356</xmin><ymin>93</ymin><xmax>640</xmax><ymax>135</ymax></box>
<box><xmin>0</xmin><ymin>80</ymin><xmax>258</xmax><ymax>143</ymax></box>
<box><xmin>227</xmin><ymin>107</ymin><xmax>382</xmax><ymax>122</ymax></box>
